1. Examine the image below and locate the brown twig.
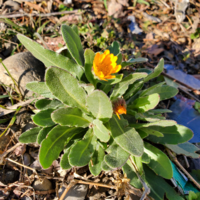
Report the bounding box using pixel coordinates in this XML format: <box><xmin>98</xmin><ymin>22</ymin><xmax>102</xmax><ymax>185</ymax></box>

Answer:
<box><xmin>0</xmin><ymin>10</ymin><xmax>81</xmax><ymax>19</ymax></box>
<box><xmin>59</xmin><ymin>180</ymin><xmax>78</xmax><ymax>200</ymax></box>
<box><xmin>167</xmin><ymin>149</ymin><xmax>200</xmax><ymax>190</ymax></box>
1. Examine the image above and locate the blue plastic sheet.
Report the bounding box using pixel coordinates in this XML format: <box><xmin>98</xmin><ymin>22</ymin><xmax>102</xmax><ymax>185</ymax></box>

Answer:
<box><xmin>168</xmin><ymin>95</ymin><xmax>200</xmax><ymax>143</ymax></box>
<box><xmin>128</xmin><ymin>16</ymin><xmax>143</xmax><ymax>34</ymax></box>
<box><xmin>164</xmin><ymin>64</ymin><xmax>200</xmax><ymax>90</ymax></box>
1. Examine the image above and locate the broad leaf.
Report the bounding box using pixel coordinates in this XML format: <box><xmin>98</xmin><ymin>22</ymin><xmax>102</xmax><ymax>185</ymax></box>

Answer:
<box><xmin>110</xmin><ymin>73</ymin><xmax>147</xmax><ymax>100</ymax></box>
<box><xmin>141</xmin><ymin>152</ymin><xmax>151</xmax><ymax>164</ymax></box>
<box><xmin>117</xmin><ymin>53</ymin><xmax>123</xmax><ymax>65</ymax></box>
<box><xmin>101</xmin><ymin>160</ymin><xmax>113</xmax><ymax>171</ymax></box>
<box><xmin>61</xmin><ymin>25</ymin><xmax>84</xmax><ymax>66</ymax></box>
<box><xmin>46</xmin><ymin>67</ymin><xmax>88</xmax><ymax>112</ymax></box>
<box><xmin>105</xmin><ymin>142</ymin><xmax>130</xmax><ymax>168</ymax></box>
<box><xmin>122</xmin><ymin>57</ymin><xmax>148</xmax><ymax>68</ymax></box>
<box><xmin>147</xmin><ymin>125</ymin><xmax>193</xmax><ymax>144</ymax></box>
<box><xmin>129</xmin><ymin>93</ymin><xmax>160</xmax><ymax>113</ymax></box>
<box><xmin>144</xmin><ymin>165</ymin><xmax>184</xmax><ymax>200</ymax></box>
<box><xmin>26</xmin><ymin>82</ymin><xmax>54</xmax><ymax>98</ymax></box>
<box><xmin>130</xmin><ymin>120</ymin><xmax>177</xmax><ymax>129</ymax></box>
<box><xmin>60</xmin><ymin>148</ymin><xmax>72</xmax><ymax>170</ymax></box>
<box><xmin>39</xmin><ymin>125</ymin><xmax>83</xmax><ymax>168</ymax></box>
<box><xmin>93</xmin><ymin>119</ymin><xmax>110</xmax><ymax>142</ymax></box>
<box><xmin>72</xmin><ymin>25</ymin><xmax>79</xmax><ymax>35</ymax></box>
<box><xmin>138</xmin><ymin>128</ymin><xmax>163</xmax><ymax>137</ymax></box>
<box><xmin>144</xmin><ymin>142</ymin><xmax>173</xmax><ymax>179</ymax></box>
<box><xmin>89</xmin><ymin>143</ymin><xmax>105</xmax><ymax>176</ymax></box>
<box><xmin>17</xmin><ymin>34</ymin><xmax>83</xmax><ymax>78</ymax></box>
<box><xmin>135</xmin><ymin>112</ymin><xmax>165</xmax><ymax>122</ymax></box>
<box><xmin>19</xmin><ymin>127</ymin><xmax>42</xmax><ymax>143</ymax></box>
<box><xmin>141</xmin><ymin>84</ymin><xmax>178</xmax><ymax>101</ymax></box>
<box><xmin>84</xmin><ymin>49</ymin><xmax>97</xmax><ymax>86</ymax></box>
<box><xmin>37</xmin><ymin>126</ymin><xmax>54</xmax><ymax>144</ymax></box>
<box><xmin>87</xmin><ymin>90</ymin><xmax>112</xmax><ymax>121</ymax></box>
<box><xmin>32</xmin><ymin>108</ymin><xmax>55</xmax><ymax>127</ymax></box>
<box><xmin>69</xmin><ymin>129</ymin><xmax>97</xmax><ymax>167</ymax></box>
<box><xmin>137</xmin><ymin>129</ymin><xmax>149</xmax><ymax>139</ymax></box>
<box><xmin>143</xmin><ymin>58</ymin><xmax>164</xmax><ymax>83</ymax></box>
<box><xmin>107</xmin><ymin>41</ymin><xmax>120</xmax><ymax>55</ymax></box>
<box><xmin>52</xmin><ymin>107</ymin><xmax>92</xmax><ymax>128</ymax></box>
<box><xmin>122</xmin><ymin>160</ymin><xmax>142</xmax><ymax>189</ymax></box>
<box><xmin>35</xmin><ymin>99</ymin><xmax>62</xmax><ymax>110</ymax></box>
<box><xmin>109</xmin><ymin>115</ymin><xmax>144</xmax><ymax>156</ymax></box>
<box><xmin>166</xmin><ymin>142</ymin><xmax>200</xmax><ymax>158</ymax></box>
<box><xmin>80</xmin><ymin>83</ymin><xmax>95</xmax><ymax>95</ymax></box>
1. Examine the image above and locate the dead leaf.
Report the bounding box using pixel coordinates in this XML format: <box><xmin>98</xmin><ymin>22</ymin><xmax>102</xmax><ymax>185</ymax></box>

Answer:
<box><xmin>14</xmin><ymin>144</ymin><xmax>26</xmax><ymax>157</ymax></box>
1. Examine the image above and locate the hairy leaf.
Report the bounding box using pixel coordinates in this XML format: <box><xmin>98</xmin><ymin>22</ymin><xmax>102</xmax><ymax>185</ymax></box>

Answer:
<box><xmin>32</xmin><ymin>108</ymin><xmax>55</xmax><ymax>127</ymax></box>
<box><xmin>110</xmin><ymin>73</ymin><xmax>147</xmax><ymax>100</ymax></box>
<box><xmin>46</xmin><ymin>67</ymin><xmax>88</xmax><ymax>112</ymax></box>
<box><xmin>93</xmin><ymin>119</ymin><xmax>110</xmax><ymax>142</ymax></box>
<box><xmin>19</xmin><ymin>127</ymin><xmax>42</xmax><ymax>143</ymax></box>
<box><xmin>69</xmin><ymin>129</ymin><xmax>97</xmax><ymax>167</ymax></box>
<box><xmin>39</xmin><ymin>125</ymin><xmax>83</xmax><ymax>168</ymax></box>
<box><xmin>52</xmin><ymin>107</ymin><xmax>92</xmax><ymax>128</ymax></box>
<box><xmin>110</xmin><ymin>115</ymin><xmax>144</xmax><ymax>156</ymax></box>
<box><xmin>89</xmin><ymin>144</ymin><xmax>105</xmax><ymax>176</ymax></box>
<box><xmin>26</xmin><ymin>82</ymin><xmax>54</xmax><ymax>98</ymax></box>
<box><xmin>35</xmin><ymin>99</ymin><xmax>62</xmax><ymax>110</ymax></box>
<box><xmin>105</xmin><ymin>142</ymin><xmax>130</xmax><ymax>168</ymax></box>
<box><xmin>87</xmin><ymin>90</ymin><xmax>112</xmax><ymax>121</ymax></box>
<box><xmin>61</xmin><ymin>25</ymin><xmax>84</xmax><ymax>66</ymax></box>
<box><xmin>17</xmin><ymin>34</ymin><xmax>83</xmax><ymax>78</ymax></box>
<box><xmin>37</xmin><ymin>126</ymin><xmax>54</xmax><ymax>144</ymax></box>
<box><xmin>122</xmin><ymin>57</ymin><xmax>148</xmax><ymax>68</ymax></box>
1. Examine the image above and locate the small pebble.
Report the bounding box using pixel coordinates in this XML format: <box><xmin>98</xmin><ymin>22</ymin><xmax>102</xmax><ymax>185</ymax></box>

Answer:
<box><xmin>23</xmin><ymin>153</ymin><xmax>31</xmax><ymax>166</ymax></box>
<box><xmin>33</xmin><ymin>178</ymin><xmax>52</xmax><ymax>191</ymax></box>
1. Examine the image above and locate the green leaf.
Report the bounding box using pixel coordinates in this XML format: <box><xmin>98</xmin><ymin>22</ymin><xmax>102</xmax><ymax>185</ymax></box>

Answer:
<box><xmin>46</xmin><ymin>67</ymin><xmax>88</xmax><ymax>112</ymax></box>
<box><xmin>138</xmin><ymin>128</ymin><xmax>163</xmax><ymax>137</ymax></box>
<box><xmin>0</xmin><ymin>95</ymin><xmax>9</xmax><ymax>99</ymax></box>
<box><xmin>61</xmin><ymin>25</ymin><xmax>84</xmax><ymax>66</ymax></box>
<box><xmin>89</xmin><ymin>144</ymin><xmax>105</xmax><ymax>176</ymax></box>
<box><xmin>99</xmin><ymin>74</ymin><xmax>123</xmax><ymax>85</ymax></box>
<box><xmin>107</xmin><ymin>41</ymin><xmax>120</xmax><ymax>55</ymax></box>
<box><xmin>93</xmin><ymin>119</ymin><xmax>110</xmax><ymax>142</ymax></box>
<box><xmin>105</xmin><ymin>142</ymin><xmax>130</xmax><ymax>168</ymax></box>
<box><xmin>147</xmin><ymin>125</ymin><xmax>193</xmax><ymax>144</ymax></box>
<box><xmin>130</xmin><ymin>120</ymin><xmax>177</xmax><ymax>129</ymax></box>
<box><xmin>144</xmin><ymin>142</ymin><xmax>173</xmax><ymax>179</ymax></box>
<box><xmin>32</xmin><ymin>108</ymin><xmax>55</xmax><ymax>127</ymax></box>
<box><xmin>141</xmin><ymin>152</ymin><xmax>151</xmax><ymax>164</ymax></box>
<box><xmin>101</xmin><ymin>160</ymin><xmax>113</xmax><ymax>171</ymax></box>
<box><xmin>117</xmin><ymin>53</ymin><xmax>123</xmax><ymax>65</ymax></box>
<box><xmin>110</xmin><ymin>73</ymin><xmax>147</xmax><ymax>100</ymax></box>
<box><xmin>144</xmin><ymin>165</ymin><xmax>184</xmax><ymax>200</ymax></box>
<box><xmin>109</xmin><ymin>115</ymin><xmax>144</xmax><ymax>156</ymax></box>
<box><xmin>87</xmin><ymin>90</ymin><xmax>112</xmax><ymax>121</ymax></box>
<box><xmin>122</xmin><ymin>160</ymin><xmax>142</xmax><ymax>189</ymax></box>
<box><xmin>149</xmin><ymin>109</ymin><xmax>172</xmax><ymax>114</ymax></box>
<box><xmin>69</xmin><ymin>129</ymin><xmax>97</xmax><ymax>167</ymax></box>
<box><xmin>19</xmin><ymin>127</ymin><xmax>42</xmax><ymax>143</ymax></box>
<box><xmin>141</xmin><ymin>85</ymin><xmax>178</xmax><ymax>101</ymax></box>
<box><xmin>84</xmin><ymin>49</ymin><xmax>97</xmax><ymax>86</ymax></box>
<box><xmin>124</xmin><ymin>80</ymin><xmax>144</xmax><ymax>100</ymax></box>
<box><xmin>37</xmin><ymin>126</ymin><xmax>54</xmax><ymax>144</ymax></box>
<box><xmin>129</xmin><ymin>93</ymin><xmax>160</xmax><ymax>113</ymax></box>
<box><xmin>35</xmin><ymin>99</ymin><xmax>62</xmax><ymax>110</ymax></box>
<box><xmin>122</xmin><ymin>57</ymin><xmax>148</xmax><ymax>68</ymax></box>
<box><xmin>134</xmin><ymin>112</ymin><xmax>165</xmax><ymax>122</ymax></box>
<box><xmin>60</xmin><ymin>148</ymin><xmax>72</xmax><ymax>170</ymax></box>
<box><xmin>26</xmin><ymin>82</ymin><xmax>54</xmax><ymax>98</ymax></box>
<box><xmin>72</xmin><ymin>25</ymin><xmax>79</xmax><ymax>35</ymax></box>
<box><xmin>39</xmin><ymin>125</ymin><xmax>83</xmax><ymax>168</ymax></box>
<box><xmin>140</xmin><ymin>82</ymin><xmax>165</xmax><ymax>96</ymax></box>
<box><xmin>17</xmin><ymin>34</ymin><xmax>83</xmax><ymax>78</ymax></box>
<box><xmin>166</xmin><ymin>142</ymin><xmax>200</xmax><ymax>158</ymax></box>
<box><xmin>137</xmin><ymin>129</ymin><xmax>149</xmax><ymax>139</ymax></box>
<box><xmin>143</xmin><ymin>58</ymin><xmax>164</xmax><ymax>83</ymax></box>
<box><xmin>80</xmin><ymin>83</ymin><xmax>95</xmax><ymax>95</ymax></box>
<box><xmin>52</xmin><ymin>107</ymin><xmax>92</xmax><ymax>128</ymax></box>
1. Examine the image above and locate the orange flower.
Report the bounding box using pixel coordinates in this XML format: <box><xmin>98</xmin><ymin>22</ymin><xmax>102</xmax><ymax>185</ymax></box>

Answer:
<box><xmin>92</xmin><ymin>50</ymin><xmax>121</xmax><ymax>81</ymax></box>
<box><xmin>113</xmin><ymin>98</ymin><xmax>127</xmax><ymax>119</ymax></box>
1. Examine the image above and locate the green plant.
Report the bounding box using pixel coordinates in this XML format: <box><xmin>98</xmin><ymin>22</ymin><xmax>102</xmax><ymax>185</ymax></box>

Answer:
<box><xmin>190</xmin><ymin>28</ymin><xmax>200</xmax><ymax>39</ymax></box>
<box><xmin>17</xmin><ymin>25</ymin><xmax>194</xmax><ymax>199</ymax></box>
